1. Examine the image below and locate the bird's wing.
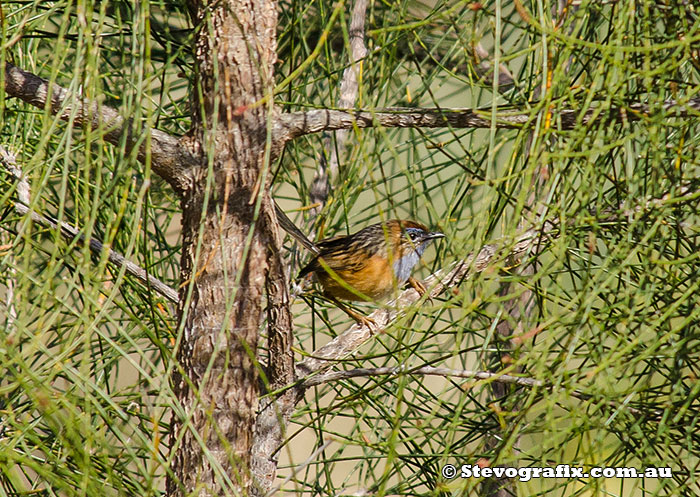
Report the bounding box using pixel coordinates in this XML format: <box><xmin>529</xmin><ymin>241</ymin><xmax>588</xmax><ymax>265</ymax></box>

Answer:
<box><xmin>298</xmin><ymin>234</ymin><xmax>366</xmax><ymax>279</ymax></box>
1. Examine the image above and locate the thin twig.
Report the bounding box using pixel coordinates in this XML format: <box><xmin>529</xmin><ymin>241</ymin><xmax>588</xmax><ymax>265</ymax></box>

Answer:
<box><xmin>309</xmin><ymin>0</ymin><xmax>369</xmax><ymax>216</ymax></box>
<box><xmin>299</xmin><ymin>364</ymin><xmax>652</xmax><ymax>418</ymax></box>
<box><xmin>473</xmin><ymin>42</ymin><xmax>515</xmax><ymax>87</ymax></box>
<box><xmin>263</xmin><ymin>439</ymin><xmax>334</xmax><ymax>497</ymax></box>
<box><xmin>301</xmin><ymin>365</ymin><xmax>543</xmax><ymax>389</ymax></box>
<box><xmin>0</xmin><ymin>147</ymin><xmax>180</xmax><ymax>304</ymax></box>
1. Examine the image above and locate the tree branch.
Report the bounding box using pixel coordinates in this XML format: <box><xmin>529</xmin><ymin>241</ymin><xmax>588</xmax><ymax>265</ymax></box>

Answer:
<box><xmin>276</xmin><ymin>107</ymin><xmax>509</xmax><ymax>142</ymax></box>
<box><xmin>1</xmin><ymin>147</ymin><xmax>179</xmax><ymax>304</ymax></box>
<box><xmin>251</xmin><ymin>201</ymin><xmax>297</xmax><ymax>497</ymax></box>
<box><xmin>3</xmin><ymin>63</ymin><xmax>196</xmax><ymax>195</ymax></box>
<box><xmin>274</xmin><ymin>97</ymin><xmax>700</xmax><ymax>142</ymax></box>
<box><xmin>300</xmin><ymin>364</ymin><xmax>653</xmax><ymax>419</ymax></box>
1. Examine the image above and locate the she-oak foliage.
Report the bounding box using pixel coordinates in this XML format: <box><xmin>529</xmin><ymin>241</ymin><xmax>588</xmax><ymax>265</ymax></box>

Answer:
<box><xmin>0</xmin><ymin>1</ymin><xmax>699</xmax><ymax>496</ymax></box>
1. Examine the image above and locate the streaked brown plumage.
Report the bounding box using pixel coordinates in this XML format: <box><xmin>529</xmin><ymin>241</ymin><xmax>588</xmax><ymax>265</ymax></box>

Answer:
<box><xmin>298</xmin><ymin>219</ymin><xmax>444</xmax><ymax>326</ymax></box>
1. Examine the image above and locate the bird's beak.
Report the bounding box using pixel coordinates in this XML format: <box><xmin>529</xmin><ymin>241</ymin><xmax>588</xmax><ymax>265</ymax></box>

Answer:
<box><xmin>425</xmin><ymin>231</ymin><xmax>445</xmax><ymax>241</ymax></box>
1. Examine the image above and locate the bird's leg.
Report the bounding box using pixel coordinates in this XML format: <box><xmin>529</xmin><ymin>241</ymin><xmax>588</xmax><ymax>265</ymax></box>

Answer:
<box><xmin>329</xmin><ymin>296</ymin><xmax>376</xmax><ymax>330</ymax></box>
<box><xmin>408</xmin><ymin>277</ymin><xmax>433</xmax><ymax>304</ymax></box>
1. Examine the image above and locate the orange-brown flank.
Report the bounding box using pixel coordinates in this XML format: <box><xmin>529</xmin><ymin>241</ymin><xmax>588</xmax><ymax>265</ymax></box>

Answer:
<box><xmin>299</xmin><ymin>219</ymin><xmax>441</xmax><ymax>302</ymax></box>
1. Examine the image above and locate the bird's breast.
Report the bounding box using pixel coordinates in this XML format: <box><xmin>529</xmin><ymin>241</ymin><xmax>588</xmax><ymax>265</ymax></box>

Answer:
<box><xmin>392</xmin><ymin>249</ymin><xmax>421</xmax><ymax>284</ymax></box>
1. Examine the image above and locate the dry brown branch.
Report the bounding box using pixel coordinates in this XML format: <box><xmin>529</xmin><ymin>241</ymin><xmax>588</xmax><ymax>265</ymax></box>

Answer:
<box><xmin>251</xmin><ymin>203</ymin><xmax>297</xmax><ymax>497</ymax></box>
<box><xmin>301</xmin><ymin>365</ymin><xmax>544</xmax><ymax>389</ymax></box>
<box><xmin>3</xmin><ymin>63</ymin><xmax>196</xmax><ymax>194</ymax></box>
<box><xmin>299</xmin><ymin>364</ymin><xmax>652</xmax><ymax>421</ymax></box>
<box><xmin>473</xmin><ymin>42</ymin><xmax>515</xmax><ymax>87</ymax></box>
<box><xmin>309</xmin><ymin>0</ymin><xmax>369</xmax><ymax>216</ymax></box>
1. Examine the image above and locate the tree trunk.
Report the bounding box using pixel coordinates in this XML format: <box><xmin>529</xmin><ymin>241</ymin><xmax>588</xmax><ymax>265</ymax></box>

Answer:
<box><xmin>167</xmin><ymin>0</ymin><xmax>280</xmax><ymax>495</ymax></box>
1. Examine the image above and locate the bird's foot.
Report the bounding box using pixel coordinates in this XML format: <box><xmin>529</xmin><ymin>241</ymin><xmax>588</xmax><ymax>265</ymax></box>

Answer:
<box><xmin>354</xmin><ymin>313</ymin><xmax>377</xmax><ymax>331</ymax></box>
<box><xmin>333</xmin><ymin>298</ymin><xmax>377</xmax><ymax>332</ymax></box>
<box><xmin>408</xmin><ymin>277</ymin><xmax>432</xmax><ymax>303</ymax></box>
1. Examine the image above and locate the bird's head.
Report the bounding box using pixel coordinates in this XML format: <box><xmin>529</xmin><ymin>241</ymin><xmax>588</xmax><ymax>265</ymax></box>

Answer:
<box><xmin>390</xmin><ymin>220</ymin><xmax>444</xmax><ymax>282</ymax></box>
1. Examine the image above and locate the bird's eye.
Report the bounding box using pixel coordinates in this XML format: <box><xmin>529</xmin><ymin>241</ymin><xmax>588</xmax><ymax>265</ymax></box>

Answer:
<box><xmin>406</xmin><ymin>228</ymin><xmax>423</xmax><ymax>242</ymax></box>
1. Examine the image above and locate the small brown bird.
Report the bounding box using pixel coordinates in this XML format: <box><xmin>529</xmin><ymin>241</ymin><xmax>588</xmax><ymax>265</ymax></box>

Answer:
<box><xmin>296</xmin><ymin>218</ymin><xmax>444</xmax><ymax>327</ymax></box>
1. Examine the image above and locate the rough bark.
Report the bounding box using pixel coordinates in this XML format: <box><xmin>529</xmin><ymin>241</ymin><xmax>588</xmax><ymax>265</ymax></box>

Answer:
<box><xmin>250</xmin><ymin>240</ymin><xmax>296</xmax><ymax>496</ymax></box>
<box><xmin>167</xmin><ymin>0</ymin><xmax>282</xmax><ymax>495</ymax></box>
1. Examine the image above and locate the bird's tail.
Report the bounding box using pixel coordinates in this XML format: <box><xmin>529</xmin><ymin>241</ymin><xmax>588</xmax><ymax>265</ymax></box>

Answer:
<box><xmin>274</xmin><ymin>202</ymin><xmax>320</xmax><ymax>255</ymax></box>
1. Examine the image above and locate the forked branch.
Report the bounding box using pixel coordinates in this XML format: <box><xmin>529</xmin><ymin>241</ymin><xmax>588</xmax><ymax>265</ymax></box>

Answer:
<box><xmin>3</xmin><ymin>63</ymin><xmax>196</xmax><ymax>194</ymax></box>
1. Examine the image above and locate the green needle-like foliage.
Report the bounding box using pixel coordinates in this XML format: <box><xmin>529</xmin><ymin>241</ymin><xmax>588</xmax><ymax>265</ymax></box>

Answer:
<box><xmin>1</xmin><ymin>0</ymin><xmax>699</xmax><ymax>496</ymax></box>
